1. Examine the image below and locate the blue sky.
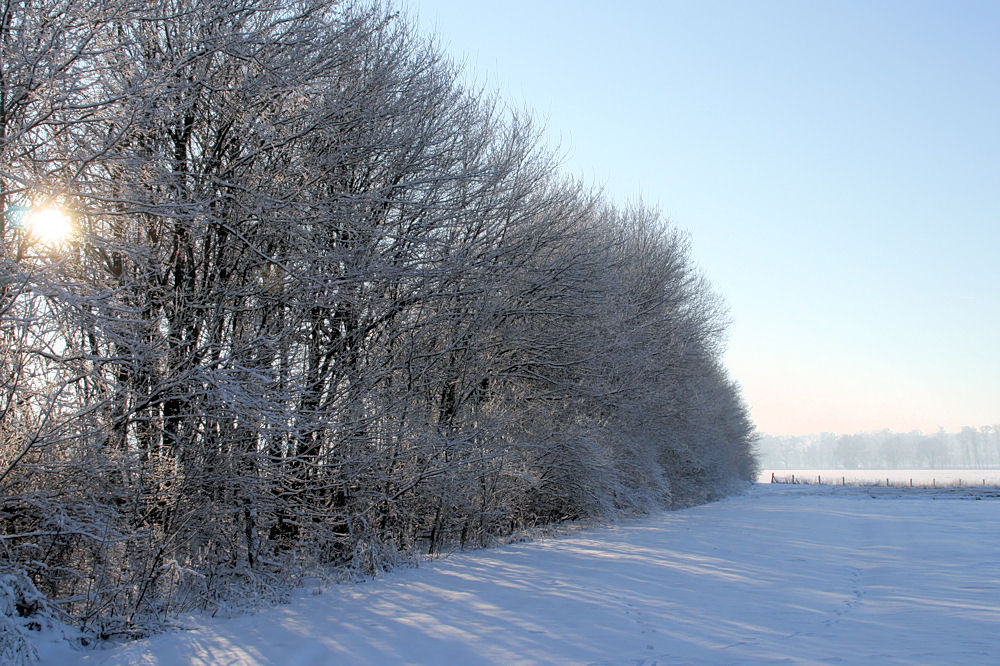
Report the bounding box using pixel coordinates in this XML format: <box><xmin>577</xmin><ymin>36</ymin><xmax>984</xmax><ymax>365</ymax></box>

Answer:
<box><xmin>410</xmin><ymin>0</ymin><xmax>999</xmax><ymax>435</ymax></box>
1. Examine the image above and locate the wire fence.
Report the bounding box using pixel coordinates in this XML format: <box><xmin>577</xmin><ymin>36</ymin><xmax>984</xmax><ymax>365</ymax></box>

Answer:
<box><xmin>768</xmin><ymin>472</ymin><xmax>1000</xmax><ymax>489</ymax></box>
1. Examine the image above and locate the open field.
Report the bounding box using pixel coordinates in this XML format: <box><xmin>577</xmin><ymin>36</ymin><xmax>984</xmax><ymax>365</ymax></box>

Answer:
<box><xmin>38</xmin><ymin>483</ymin><xmax>1000</xmax><ymax>665</ymax></box>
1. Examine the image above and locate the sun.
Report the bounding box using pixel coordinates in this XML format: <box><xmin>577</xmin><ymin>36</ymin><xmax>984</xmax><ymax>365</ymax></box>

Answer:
<box><xmin>26</xmin><ymin>205</ymin><xmax>74</xmax><ymax>245</ymax></box>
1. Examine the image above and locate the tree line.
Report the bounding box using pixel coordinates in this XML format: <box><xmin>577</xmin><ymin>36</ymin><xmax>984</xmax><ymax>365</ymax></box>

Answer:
<box><xmin>758</xmin><ymin>427</ymin><xmax>1000</xmax><ymax>470</ymax></box>
<box><xmin>0</xmin><ymin>0</ymin><xmax>756</xmax><ymax>649</ymax></box>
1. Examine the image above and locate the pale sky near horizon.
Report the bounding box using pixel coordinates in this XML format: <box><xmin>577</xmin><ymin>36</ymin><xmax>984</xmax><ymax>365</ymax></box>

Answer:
<box><xmin>409</xmin><ymin>0</ymin><xmax>999</xmax><ymax>437</ymax></box>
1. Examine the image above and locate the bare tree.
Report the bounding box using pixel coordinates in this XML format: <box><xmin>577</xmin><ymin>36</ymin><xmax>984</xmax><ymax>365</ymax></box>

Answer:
<box><xmin>0</xmin><ymin>1</ymin><xmax>757</xmax><ymax>652</ymax></box>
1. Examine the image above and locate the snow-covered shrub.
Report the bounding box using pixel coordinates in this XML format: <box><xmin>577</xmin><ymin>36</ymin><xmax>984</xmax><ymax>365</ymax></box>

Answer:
<box><xmin>0</xmin><ymin>570</ymin><xmax>60</xmax><ymax>665</ymax></box>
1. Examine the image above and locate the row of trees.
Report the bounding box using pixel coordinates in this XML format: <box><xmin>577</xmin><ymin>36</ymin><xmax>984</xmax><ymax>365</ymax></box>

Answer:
<box><xmin>758</xmin><ymin>427</ymin><xmax>1000</xmax><ymax>470</ymax></box>
<box><xmin>0</xmin><ymin>0</ymin><xmax>756</xmax><ymax>650</ymax></box>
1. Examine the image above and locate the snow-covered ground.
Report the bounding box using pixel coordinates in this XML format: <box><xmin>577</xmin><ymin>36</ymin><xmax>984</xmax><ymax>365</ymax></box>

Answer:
<box><xmin>38</xmin><ymin>483</ymin><xmax>1000</xmax><ymax>665</ymax></box>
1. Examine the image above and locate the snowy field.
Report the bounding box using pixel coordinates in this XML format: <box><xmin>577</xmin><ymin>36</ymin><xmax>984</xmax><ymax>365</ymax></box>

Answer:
<box><xmin>38</xmin><ymin>483</ymin><xmax>1000</xmax><ymax>665</ymax></box>
<box><xmin>760</xmin><ymin>468</ymin><xmax>1000</xmax><ymax>486</ymax></box>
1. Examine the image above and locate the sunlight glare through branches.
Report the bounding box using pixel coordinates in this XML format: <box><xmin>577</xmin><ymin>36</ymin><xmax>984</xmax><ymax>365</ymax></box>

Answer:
<box><xmin>26</xmin><ymin>205</ymin><xmax>73</xmax><ymax>246</ymax></box>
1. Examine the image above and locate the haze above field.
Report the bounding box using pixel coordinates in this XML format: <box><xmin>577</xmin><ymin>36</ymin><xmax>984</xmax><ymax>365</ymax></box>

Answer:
<box><xmin>757</xmin><ymin>426</ymin><xmax>1000</xmax><ymax>470</ymax></box>
<box><xmin>412</xmin><ymin>0</ymin><xmax>1000</xmax><ymax>436</ymax></box>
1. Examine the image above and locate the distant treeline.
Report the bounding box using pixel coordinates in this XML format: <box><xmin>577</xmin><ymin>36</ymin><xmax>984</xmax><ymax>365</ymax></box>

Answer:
<box><xmin>758</xmin><ymin>427</ymin><xmax>1000</xmax><ymax>470</ymax></box>
<box><xmin>0</xmin><ymin>0</ymin><xmax>755</xmax><ymax>650</ymax></box>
